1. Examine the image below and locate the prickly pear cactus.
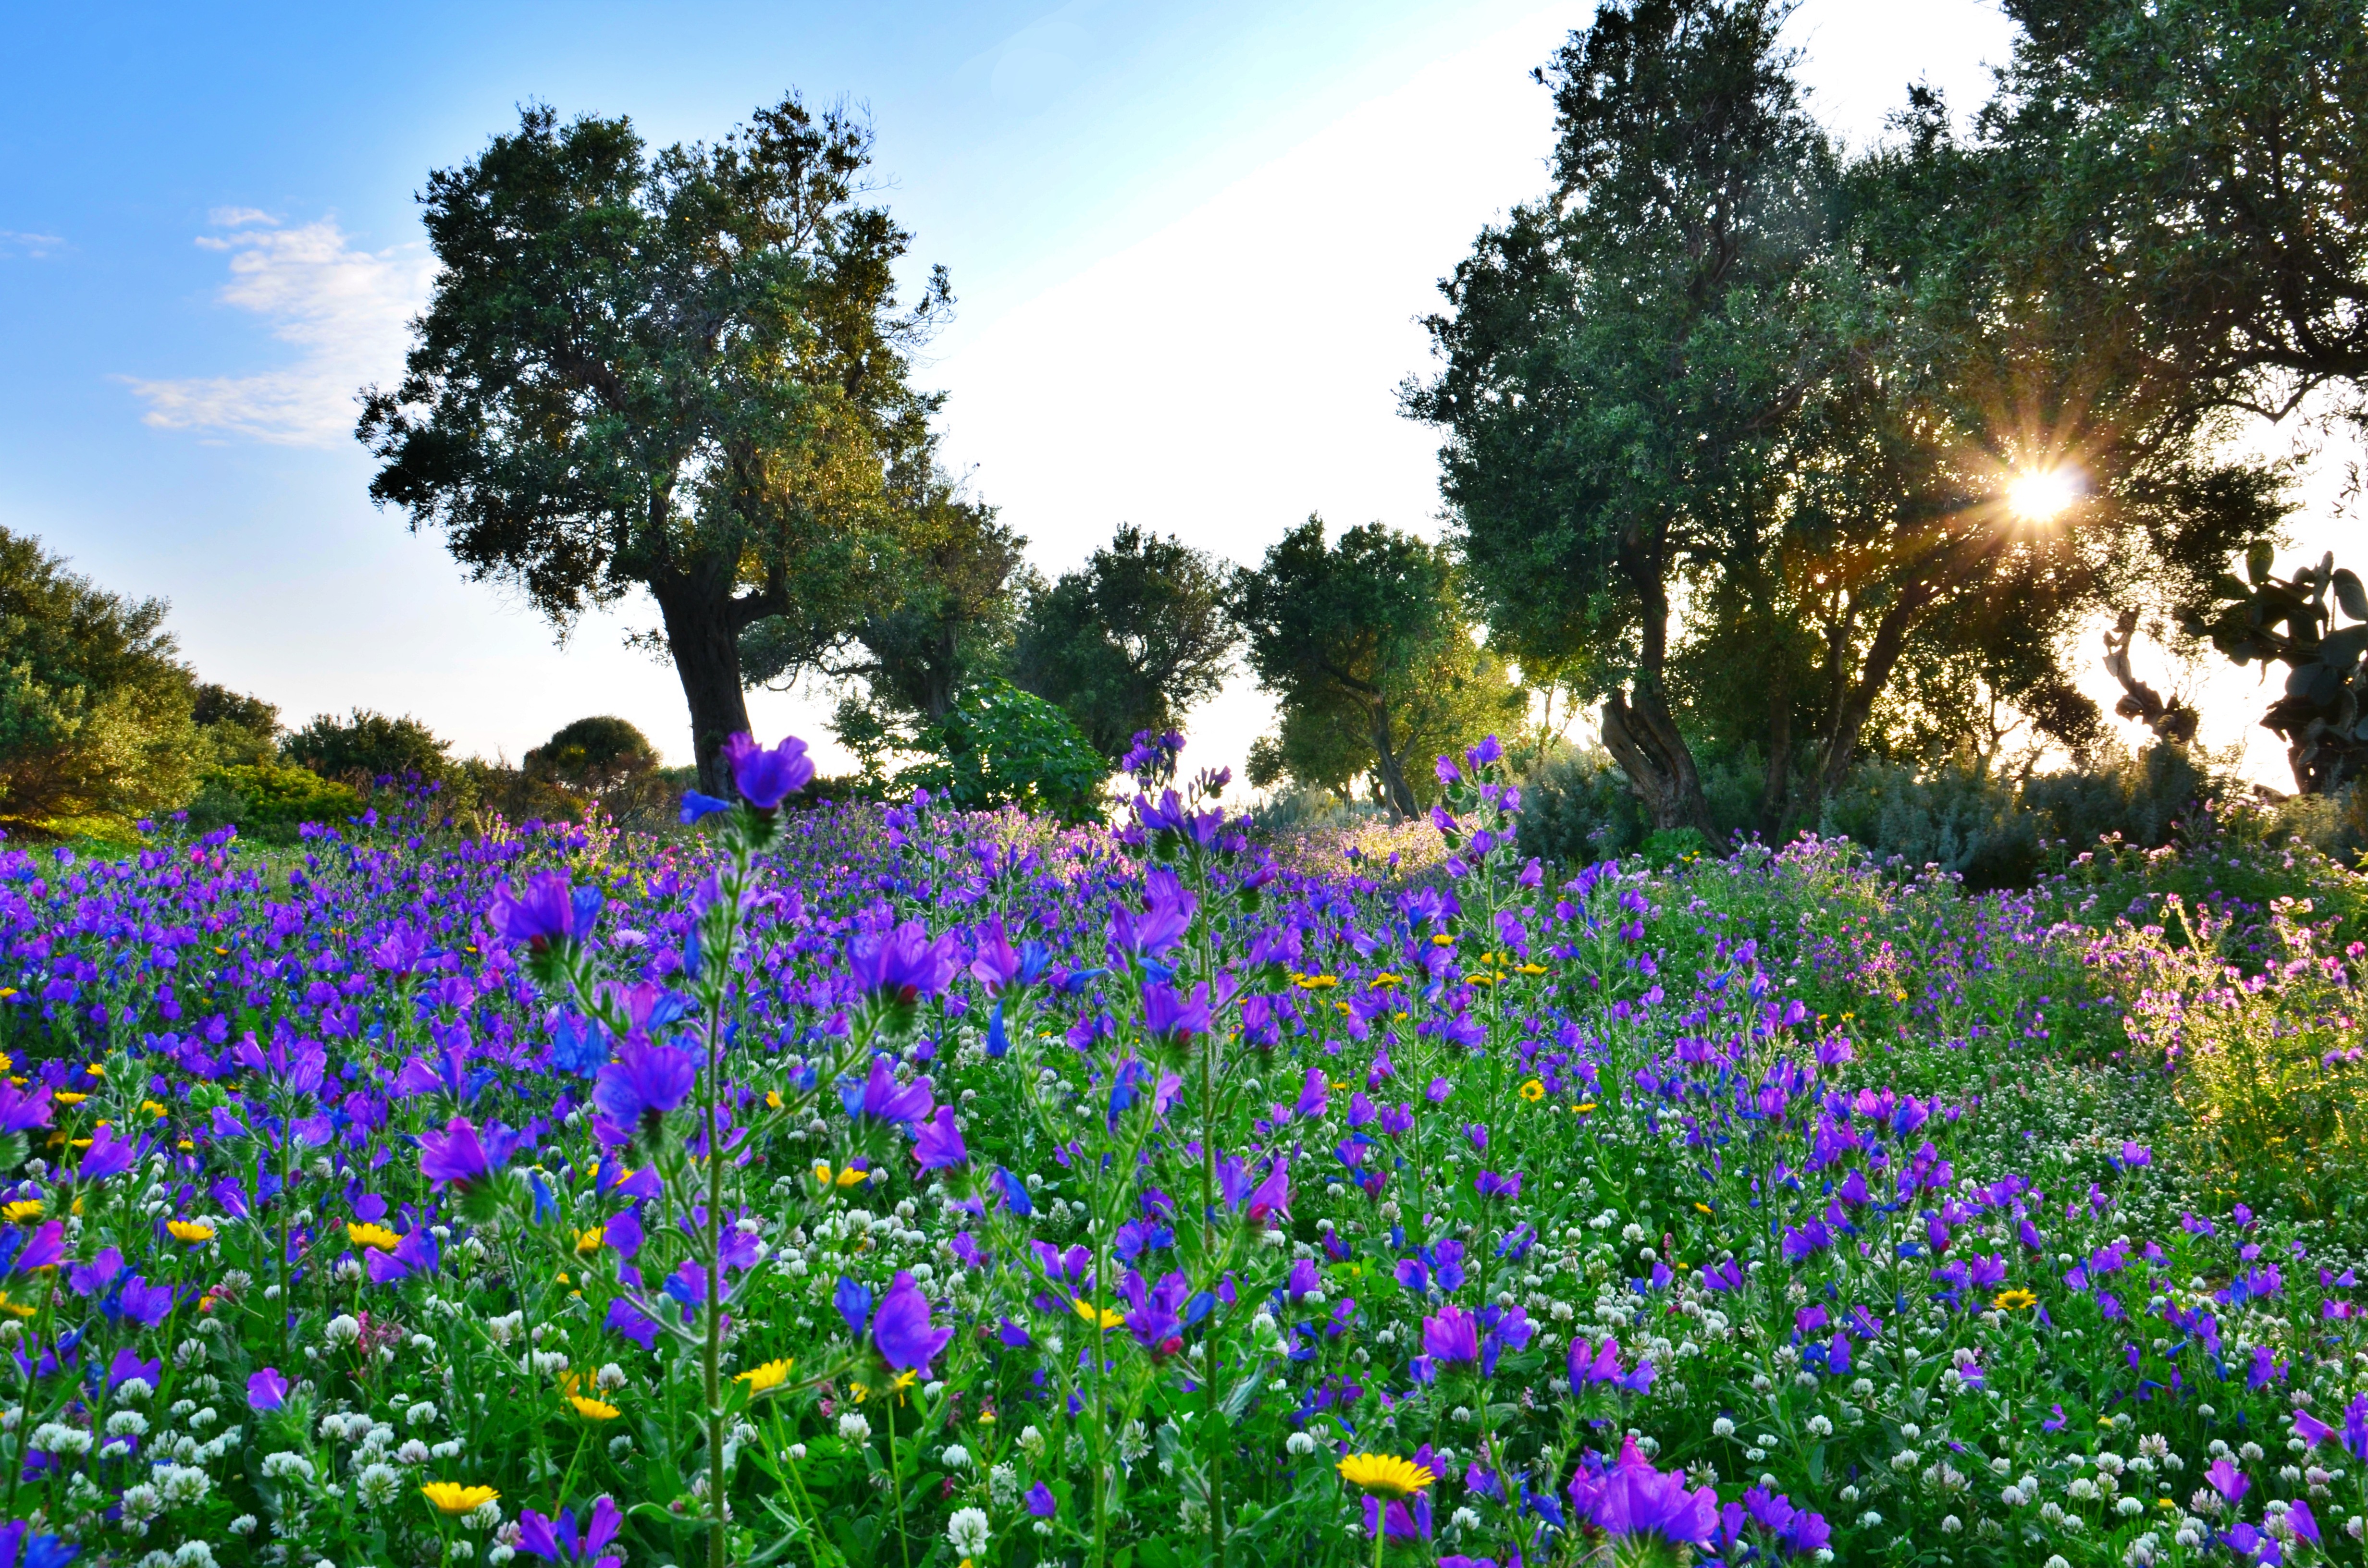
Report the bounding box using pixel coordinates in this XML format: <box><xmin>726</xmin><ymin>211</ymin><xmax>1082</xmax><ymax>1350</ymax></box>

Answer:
<box><xmin>2182</xmin><ymin>543</ymin><xmax>2368</xmax><ymax>794</ymax></box>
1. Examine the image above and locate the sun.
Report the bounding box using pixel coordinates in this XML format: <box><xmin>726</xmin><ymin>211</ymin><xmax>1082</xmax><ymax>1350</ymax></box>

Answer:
<box><xmin>2006</xmin><ymin>467</ymin><xmax>2083</xmax><ymax>523</ymax></box>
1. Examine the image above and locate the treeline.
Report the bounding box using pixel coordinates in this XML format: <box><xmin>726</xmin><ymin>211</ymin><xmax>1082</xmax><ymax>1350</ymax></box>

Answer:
<box><xmin>0</xmin><ymin>525</ymin><xmax>685</xmax><ymax>844</ymax></box>
<box><xmin>350</xmin><ymin>0</ymin><xmax>2368</xmax><ymax>853</ymax></box>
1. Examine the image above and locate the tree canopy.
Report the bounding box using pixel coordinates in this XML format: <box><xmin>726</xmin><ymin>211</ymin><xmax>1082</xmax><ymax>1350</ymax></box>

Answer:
<box><xmin>1408</xmin><ymin>0</ymin><xmax>2285</xmax><ymax>833</ymax></box>
<box><xmin>1013</xmin><ymin>525</ymin><xmax>1239</xmax><ymax>761</ymax></box>
<box><xmin>1234</xmin><ymin>518</ymin><xmax>1520</xmax><ymax>819</ymax></box>
<box><xmin>358</xmin><ymin>94</ymin><xmax>951</xmax><ymax>792</ymax></box>
<box><xmin>0</xmin><ymin>527</ymin><xmax>198</xmax><ymax>826</ymax></box>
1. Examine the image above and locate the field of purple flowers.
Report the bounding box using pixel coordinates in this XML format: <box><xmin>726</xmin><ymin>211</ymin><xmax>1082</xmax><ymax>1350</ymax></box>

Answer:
<box><xmin>0</xmin><ymin>731</ymin><xmax>2360</xmax><ymax>1568</ymax></box>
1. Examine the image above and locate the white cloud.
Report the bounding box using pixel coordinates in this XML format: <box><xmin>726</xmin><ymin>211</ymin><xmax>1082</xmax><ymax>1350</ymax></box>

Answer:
<box><xmin>124</xmin><ymin>217</ymin><xmax>434</xmax><ymax>447</ymax></box>
<box><xmin>0</xmin><ymin>231</ymin><xmax>67</xmax><ymax>259</ymax></box>
<box><xmin>205</xmin><ymin>206</ymin><xmax>280</xmax><ymax>228</ymax></box>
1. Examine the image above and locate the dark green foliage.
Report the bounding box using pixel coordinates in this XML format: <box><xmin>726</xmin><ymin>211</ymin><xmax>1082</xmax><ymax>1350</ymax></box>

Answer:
<box><xmin>192</xmin><ymin>684</ymin><xmax>282</xmax><ymax>768</ymax></box>
<box><xmin>283</xmin><ymin>709</ymin><xmax>453</xmax><ymax>784</ymax></box>
<box><xmin>358</xmin><ymin>95</ymin><xmax>950</xmax><ymax>791</ymax></box>
<box><xmin>1986</xmin><ymin>0</ymin><xmax>2368</xmax><ymax>434</ymax></box>
<box><xmin>2180</xmin><ymin>549</ymin><xmax>2368</xmax><ymax>795</ymax></box>
<box><xmin>0</xmin><ymin>526</ymin><xmax>199</xmax><ymax>826</ymax></box>
<box><xmin>1235</xmin><ymin>517</ymin><xmax>1521</xmax><ymax>819</ymax></box>
<box><xmin>744</xmin><ymin>488</ymin><xmax>1028</xmax><ymax>749</ymax></box>
<box><xmin>520</xmin><ymin>715</ymin><xmax>679</xmax><ymax>830</ymax></box>
<box><xmin>898</xmin><ymin>680</ymin><xmax>1107</xmax><ymax>824</ymax></box>
<box><xmin>524</xmin><ymin>717</ymin><xmax>660</xmax><ymax>791</ymax></box>
<box><xmin>1012</xmin><ymin>526</ymin><xmax>1239</xmax><ymax>760</ymax></box>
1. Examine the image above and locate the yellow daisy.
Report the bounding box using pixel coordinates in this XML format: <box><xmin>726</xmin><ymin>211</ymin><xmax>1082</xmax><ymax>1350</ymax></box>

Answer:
<box><xmin>167</xmin><ymin>1220</ymin><xmax>214</xmax><ymax>1244</ymax></box>
<box><xmin>736</xmin><ymin>1358</ymin><xmax>795</xmax><ymax>1394</ymax></box>
<box><xmin>1073</xmin><ymin>1298</ymin><xmax>1125</xmax><ymax>1330</ymax></box>
<box><xmin>1517</xmin><ymin>1079</ymin><xmax>1545</xmax><ymax>1103</ymax></box>
<box><xmin>1992</xmin><ymin>1288</ymin><xmax>2038</xmax><ymax>1311</ymax></box>
<box><xmin>575</xmin><ymin>1225</ymin><xmax>605</xmax><ymax>1255</ymax></box>
<box><xmin>567</xmin><ymin>1395</ymin><xmax>620</xmax><ymax>1421</ymax></box>
<box><xmin>3</xmin><ymin>1200</ymin><xmax>43</xmax><ymax>1223</ymax></box>
<box><xmin>421</xmin><ymin>1482</ymin><xmax>499</xmax><ymax>1514</ymax></box>
<box><xmin>1337</xmin><ymin>1454</ymin><xmax>1437</xmax><ymax>1496</ymax></box>
<box><xmin>347</xmin><ymin>1222</ymin><xmax>401</xmax><ymax>1251</ymax></box>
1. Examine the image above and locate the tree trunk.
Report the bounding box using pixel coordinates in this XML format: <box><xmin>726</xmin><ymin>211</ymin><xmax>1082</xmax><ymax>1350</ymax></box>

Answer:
<box><xmin>1600</xmin><ymin>683</ymin><xmax>1714</xmax><ymax>834</ymax></box>
<box><xmin>652</xmin><ymin>566</ymin><xmax>756</xmax><ymax>796</ymax></box>
<box><xmin>1369</xmin><ymin>701</ymin><xmax>1420</xmax><ymax>821</ymax></box>
<box><xmin>1806</xmin><ymin>589</ymin><xmax>1929</xmax><ymax>813</ymax></box>
<box><xmin>1603</xmin><ymin>527</ymin><xmax>1715</xmax><ymax>835</ymax></box>
<box><xmin>1758</xmin><ymin>661</ymin><xmax>1794</xmax><ymax>840</ymax></box>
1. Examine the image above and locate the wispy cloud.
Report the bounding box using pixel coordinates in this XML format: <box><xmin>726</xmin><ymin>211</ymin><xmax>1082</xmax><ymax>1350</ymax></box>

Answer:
<box><xmin>0</xmin><ymin>231</ymin><xmax>67</xmax><ymax>259</ymax></box>
<box><xmin>125</xmin><ymin>215</ymin><xmax>434</xmax><ymax>447</ymax></box>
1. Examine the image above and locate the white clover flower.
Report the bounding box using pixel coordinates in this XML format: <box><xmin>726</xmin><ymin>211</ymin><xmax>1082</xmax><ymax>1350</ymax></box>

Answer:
<box><xmin>173</xmin><ymin>1543</ymin><xmax>216</xmax><ymax>1568</ymax></box>
<box><xmin>839</xmin><ymin>1413</ymin><xmax>873</xmax><ymax>1445</ymax></box>
<box><xmin>467</xmin><ymin>1500</ymin><xmax>502</xmax><ymax>1532</ymax></box>
<box><xmin>406</xmin><ymin>1402</ymin><xmax>439</xmax><ymax>1428</ymax></box>
<box><xmin>260</xmin><ymin>1451</ymin><xmax>316</xmax><ymax>1482</ymax></box>
<box><xmin>324</xmin><ymin>1314</ymin><xmax>362</xmax><ymax>1348</ymax></box>
<box><xmin>159</xmin><ymin>1463</ymin><xmax>212</xmax><ymax>1507</ymax></box>
<box><xmin>228</xmin><ymin>1517</ymin><xmax>259</xmax><ymax>1538</ymax></box>
<box><xmin>2118</xmin><ymin>1496</ymin><xmax>2145</xmax><ymax>1517</ymax></box>
<box><xmin>947</xmin><ymin>1507</ymin><xmax>990</xmax><ymax>1557</ymax></box>
<box><xmin>609</xmin><ymin>1436</ymin><xmax>635</xmax><ymax>1459</ymax></box>
<box><xmin>1806</xmin><ymin>1415</ymin><xmax>1833</xmax><ymax>1439</ymax></box>
<box><xmin>107</xmin><ymin>1410</ymin><xmax>149</xmax><ymax>1437</ymax></box>
<box><xmin>357</xmin><ymin>1463</ymin><xmax>404</xmax><ymax>1507</ymax></box>
<box><xmin>1939</xmin><ymin>1516</ymin><xmax>1961</xmax><ymax>1534</ymax></box>
<box><xmin>396</xmin><ymin>1439</ymin><xmax>432</xmax><ymax>1465</ymax></box>
<box><xmin>1019</xmin><ymin>1425</ymin><xmax>1046</xmax><ymax>1456</ymax></box>
<box><xmin>1711</xmin><ymin>1417</ymin><xmax>1736</xmax><ymax>1438</ymax></box>
<box><xmin>116</xmin><ymin>1377</ymin><xmax>154</xmax><ymax>1405</ymax></box>
<box><xmin>31</xmin><ymin>1423</ymin><xmax>90</xmax><ymax>1456</ymax></box>
<box><xmin>942</xmin><ymin>1445</ymin><xmax>971</xmax><ymax>1470</ymax></box>
<box><xmin>1286</xmin><ymin>1433</ymin><xmax>1317</xmax><ymax>1457</ymax></box>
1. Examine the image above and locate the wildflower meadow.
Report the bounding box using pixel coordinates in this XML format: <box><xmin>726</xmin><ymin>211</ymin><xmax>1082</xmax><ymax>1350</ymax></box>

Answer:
<box><xmin>0</xmin><ymin>729</ymin><xmax>2363</xmax><ymax>1568</ymax></box>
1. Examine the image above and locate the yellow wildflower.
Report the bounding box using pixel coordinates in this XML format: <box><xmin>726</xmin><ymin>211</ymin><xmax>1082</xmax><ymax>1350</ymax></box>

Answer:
<box><xmin>167</xmin><ymin>1220</ymin><xmax>214</xmax><ymax>1244</ymax></box>
<box><xmin>1072</xmin><ymin>1298</ymin><xmax>1125</xmax><ymax>1330</ymax></box>
<box><xmin>53</xmin><ymin>1093</ymin><xmax>86</xmax><ymax>1107</ymax></box>
<box><xmin>1336</xmin><ymin>1453</ymin><xmax>1437</xmax><ymax>1496</ymax></box>
<box><xmin>3</xmin><ymin>1201</ymin><xmax>42</xmax><ymax>1223</ymax></box>
<box><xmin>1517</xmin><ymin>1079</ymin><xmax>1545</xmax><ymax>1103</ymax></box>
<box><xmin>421</xmin><ymin>1482</ymin><xmax>499</xmax><ymax>1514</ymax></box>
<box><xmin>1992</xmin><ymin>1288</ymin><xmax>2038</xmax><ymax>1311</ymax></box>
<box><xmin>346</xmin><ymin>1222</ymin><xmax>400</xmax><ymax>1251</ymax></box>
<box><xmin>575</xmin><ymin>1226</ymin><xmax>605</xmax><ymax>1255</ymax></box>
<box><xmin>567</xmin><ymin>1395</ymin><xmax>620</xmax><ymax>1421</ymax></box>
<box><xmin>736</xmin><ymin>1358</ymin><xmax>794</xmax><ymax>1394</ymax></box>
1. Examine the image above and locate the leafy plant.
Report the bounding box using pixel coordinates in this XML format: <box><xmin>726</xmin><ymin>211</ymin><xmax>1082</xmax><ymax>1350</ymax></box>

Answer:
<box><xmin>898</xmin><ymin>680</ymin><xmax>1108</xmax><ymax>822</ymax></box>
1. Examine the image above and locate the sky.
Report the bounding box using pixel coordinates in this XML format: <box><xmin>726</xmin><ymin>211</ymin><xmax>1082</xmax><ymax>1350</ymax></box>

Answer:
<box><xmin>0</xmin><ymin>0</ymin><xmax>2353</xmax><ymax>793</ymax></box>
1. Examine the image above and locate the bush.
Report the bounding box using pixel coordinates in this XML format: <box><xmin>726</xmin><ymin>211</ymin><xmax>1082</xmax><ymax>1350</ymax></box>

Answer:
<box><xmin>186</xmin><ymin>760</ymin><xmax>365</xmax><ymax>843</ymax></box>
<box><xmin>899</xmin><ymin>680</ymin><xmax>1109</xmax><ymax>823</ymax></box>
<box><xmin>0</xmin><ymin>526</ymin><xmax>202</xmax><ymax>829</ymax></box>
<box><xmin>1817</xmin><ymin>759</ymin><xmax>2040</xmax><ymax>888</ymax></box>
<box><xmin>519</xmin><ymin>716</ymin><xmax>679</xmax><ymax>830</ymax></box>
<box><xmin>283</xmin><ymin>708</ymin><xmax>452</xmax><ymax>784</ymax></box>
<box><xmin>1513</xmin><ymin>746</ymin><xmax>1651</xmax><ymax>866</ymax></box>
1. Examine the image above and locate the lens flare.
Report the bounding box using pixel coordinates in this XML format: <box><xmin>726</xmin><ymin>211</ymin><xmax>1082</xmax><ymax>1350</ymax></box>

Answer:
<box><xmin>2006</xmin><ymin>467</ymin><xmax>2082</xmax><ymax>522</ymax></box>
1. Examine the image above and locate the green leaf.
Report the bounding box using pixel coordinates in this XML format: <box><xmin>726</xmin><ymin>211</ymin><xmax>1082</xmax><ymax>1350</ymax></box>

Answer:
<box><xmin>2248</xmin><ymin>539</ymin><xmax>2276</xmax><ymax>585</ymax></box>
<box><xmin>2336</xmin><ymin>567</ymin><xmax>2368</xmax><ymax>623</ymax></box>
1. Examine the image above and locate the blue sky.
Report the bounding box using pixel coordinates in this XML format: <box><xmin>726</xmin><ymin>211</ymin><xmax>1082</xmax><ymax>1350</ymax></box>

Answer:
<box><xmin>7</xmin><ymin>0</ymin><xmax>2333</xmax><ymax>786</ymax></box>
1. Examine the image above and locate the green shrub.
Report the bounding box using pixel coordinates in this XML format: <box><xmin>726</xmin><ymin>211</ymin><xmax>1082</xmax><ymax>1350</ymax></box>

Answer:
<box><xmin>1514</xmin><ymin>747</ymin><xmax>1651</xmax><ymax>866</ymax></box>
<box><xmin>899</xmin><ymin>681</ymin><xmax>1109</xmax><ymax>823</ymax></box>
<box><xmin>284</xmin><ymin>708</ymin><xmax>452</xmax><ymax>784</ymax></box>
<box><xmin>1817</xmin><ymin>759</ymin><xmax>2039</xmax><ymax>888</ymax></box>
<box><xmin>187</xmin><ymin>760</ymin><xmax>364</xmax><ymax>843</ymax></box>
